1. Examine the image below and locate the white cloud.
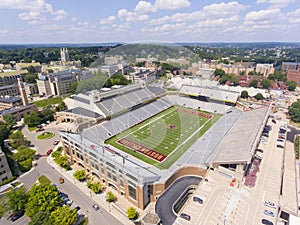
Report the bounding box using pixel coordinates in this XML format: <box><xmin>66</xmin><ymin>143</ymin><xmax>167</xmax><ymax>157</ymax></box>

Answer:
<box><xmin>0</xmin><ymin>0</ymin><xmax>67</xmax><ymax>23</ymax></box>
<box><xmin>118</xmin><ymin>9</ymin><xmax>149</xmax><ymax>22</ymax></box>
<box><xmin>72</xmin><ymin>17</ymin><xmax>78</xmax><ymax>22</ymax></box>
<box><xmin>100</xmin><ymin>16</ymin><xmax>116</xmax><ymax>25</ymax></box>
<box><xmin>149</xmin><ymin>1</ymin><xmax>247</xmax><ymax>25</ymax></box>
<box><xmin>135</xmin><ymin>1</ymin><xmax>156</xmax><ymax>13</ymax></box>
<box><xmin>288</xmin><ymin>8</ymin><xmax>300</xmax><ymax>23</ymax></box>
<box><xmin>244</xmin><ymin>8</ymin><xmax>283</xmax><ymax>23</ymax></box>
<box><xmin>19</xmin><ymin>11</ymin><xmax>42</xmax><ymax>21</ymax></box>
<box><xmin>52</xmin><ymin>9</ymin><xmax>67</xmax><ymax>21</ymax></box>
<box><xmin>256</xmin><ymin>0</ymin><xmax>294</xmax><ymax>7</ymax></box>
<box><xmin>155</xmin><ymin>0</ymin><xmax>191</xmax><ymax>10</ymax></box>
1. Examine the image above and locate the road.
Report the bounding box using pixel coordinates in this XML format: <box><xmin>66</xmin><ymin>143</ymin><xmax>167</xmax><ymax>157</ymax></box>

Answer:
<box><xmin>0</xmin><ymin>123</ymin><xmax>123</xmax><ymax>225</ymax></box>
<box><xmin>155</xmin><ymin>176</ymin><xmax>201</xmax><ymax>225</ymax></box>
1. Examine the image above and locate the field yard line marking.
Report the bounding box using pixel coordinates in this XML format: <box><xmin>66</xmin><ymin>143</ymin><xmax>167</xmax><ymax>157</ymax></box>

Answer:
<box><xmin>121</xmin><ymin>108</ymin><xmax>176</xmax><ymax>140</ymax></box>
<box><xmin>166</xmin><ymin>118</ymin><xmax>212</xmax><ymax>159</ymax></box>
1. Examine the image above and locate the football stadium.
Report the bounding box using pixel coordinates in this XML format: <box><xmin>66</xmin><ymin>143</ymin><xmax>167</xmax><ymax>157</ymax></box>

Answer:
<box><xmin>58</xmin><ymin>81</ymin><xmax>269</xmax><ymax>209</ymax></box>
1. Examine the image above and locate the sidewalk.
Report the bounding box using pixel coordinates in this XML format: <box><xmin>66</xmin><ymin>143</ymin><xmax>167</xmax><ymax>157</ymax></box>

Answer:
<box><xmin>47</xmin><ymin>156</ymin><xmax>134</xmax><ymax>225</ymax></box>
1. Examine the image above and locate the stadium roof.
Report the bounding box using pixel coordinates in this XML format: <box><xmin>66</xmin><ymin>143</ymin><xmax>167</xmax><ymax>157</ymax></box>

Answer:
<box><xmin>205</xmin><ymin>107</ymin><xmax>269</xmax><ymax>165</ymax></box>
<box><xmin>65</xmin><ymin>107</ymin><xmax>102</xmax><ymax>119</ymax></box>
<box><xmin>179</xmin><ymin>85</ymin><xmax>239</xmax><ymax>104</ymax></box>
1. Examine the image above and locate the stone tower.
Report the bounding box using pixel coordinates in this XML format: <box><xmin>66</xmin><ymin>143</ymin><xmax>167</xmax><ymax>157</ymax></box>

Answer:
<box><xmin>60</xmin><ymin>48</ymin><xmax>70</xmax><ymax>64</ymax></box>
<box><xmin>17</xmin><ymin>78</ymin><xmax>29</xmax><ymax>106</ymax></box>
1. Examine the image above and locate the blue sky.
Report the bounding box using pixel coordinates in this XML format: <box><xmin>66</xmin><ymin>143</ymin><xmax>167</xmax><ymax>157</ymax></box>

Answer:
<box><xmin>0</xmin><ymin>0</ymin><xmax>299</xmax><ymax>43</ymax></box>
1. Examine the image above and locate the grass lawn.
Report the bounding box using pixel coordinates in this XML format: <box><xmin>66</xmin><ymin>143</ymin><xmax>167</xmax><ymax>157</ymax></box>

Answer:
<box><xmin>37</xmin><ymin>132</ymin><xmax>54</xmax><ymax>140</ymax></box>
<box><xmin>28</xmin><ymin>126</ymin><xmax>37</xmax><ymax>132</ymax></box>
<box><xmin>38</xmin><ymin>175</ymin><xmax>51</xmax><ymax>185</ymax></box>
<box><xmin>33</xmin><ymin>97</ymin><xmax>63</xmax><ymax>108</ymax></box>
<box><xmin>106</xmin><ymin>106</ymin><xmax>221</xmax><ymax>169</ymax></box>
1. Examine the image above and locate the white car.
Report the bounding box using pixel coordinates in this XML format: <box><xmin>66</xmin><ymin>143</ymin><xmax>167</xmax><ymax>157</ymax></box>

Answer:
<box><xmin>264</xmin><ymin>201</ymin><xmax>277</xmax><ymax>209</ymax></box>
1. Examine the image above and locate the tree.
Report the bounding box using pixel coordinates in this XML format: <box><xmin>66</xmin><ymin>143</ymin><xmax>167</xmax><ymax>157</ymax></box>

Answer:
<box><xmin>249</xmin><ymin>79</ymin><xmax>258</xmax><ymax>88</ymax></box>
<box><xmin>70</xmin><ymin>81</ymin><xmax>78</xmax><ymax>94</ymax></box>
<box><xmin>3</xmin><ymin>114</ymin><xmax>17</xmax><ymax>129</ymax></box>
<box><xmin>261</xmin><ymin>79</ymin><xmax>271</xmax><ymax>89</ymax></box>
<box><xmin>0</xmin><ymin>122</ymin><xmax>10</xmax><ymax>145</ymax></box>
<box><xmin>254</xmin><ymin>93</ymin><xmax>264</xmax><ymax>100</ymax></box>
<box><xmin>106</xmin><ymin>191</ymin><xmax>115</xmax><ymax>203</ymax></box>
<box><xmin>73</xmin><ymin>170</ymin><xmax>86</xmax><ymax>181</ymax></box>
<box><xmin>24</xmin><ymin>112</ymin><xmax>41</xmax><ymax>127</ymax></box>
<box><xmin>49</xmin><ymin>206</ymin><xmax>77</xmax><ymax>225</ymax></box>
<box><xmin>29</xmin><ymin>210</ymin><xmax>52</xmax><ymax>225</ymax></box>
<box><xmin>9</xmin><ymin>131</ymin><xmax>30</xmax><ymax>148</ymax></box>
<box><xmin>241</xmin><ymin>90</ymin><xmax>249</xmax><ymax>99</ymax></box>
<box><xmin>214</xmin><ymin>68</ymin><xmax>226</xmax><ymax>77</ymax></box>
<box><xmin>289</xmin><ymin>100</ymin><xmax>300</xmax><ymax>122</ymax></box>
<box><xmin>126</xmin><ymin>207</ymin><xmax>137</xmax><ymax>220</ymax></box>
<box><xmin>41</xmin><ymin>108</ymin><xmax>54</xmax><ymax>122</ymax></box>
<box><xmin>24</xmin><ymin>73</ymin><xmax>38</xmax><ymax>83</ymax></box>
<box><xmin>87</xmin><ymin>181</ymin><xmax>104</xmax><ymax>194</ymax></box>
<box><xmin>8</xmin><ymin>186</ymin><xmax>28</xmax><ymax>213</ymax></box>
<box><xmin>286</xmin><ymin>80</ymin><xmax>297</xmax><ymax>91</ymax></box>
<box><xmin>25</xmin><ymin>184</ymin><xmax>62</xmax><ymax>218</ymax></box>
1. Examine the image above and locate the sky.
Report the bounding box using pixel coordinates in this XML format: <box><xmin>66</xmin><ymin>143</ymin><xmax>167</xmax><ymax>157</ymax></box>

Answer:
<box><xmin>0</xmin><ymin>0</ymin><xmax>299</xmax><ymax>43</ymax></box>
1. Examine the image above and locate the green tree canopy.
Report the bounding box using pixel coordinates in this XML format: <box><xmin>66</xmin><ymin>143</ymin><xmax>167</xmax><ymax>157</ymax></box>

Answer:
<box><xmin>261</xmin><ymin>79</ymin><xmax>271</xmax><ymax>89</ymax></box>
<box><xmin>268</xmin><ymin>70</ymin><xmax>287</xmax><ymax>82</ymax></box>
<box><xmin>249</xmin><ymin>79</ymin><xmax>258</xmax><ymax>88</ymax></box>
<box><xmin>254</xmin><ymin>93</ymin><xmax>264</xmax><ymax>100</ymax></box>
<box><xmin>87</xmin><ymin>181</ymin><xmax>104</xmax><ymax>194</ymax></box>
<box><xmin>29</xmin><ymin>210</ymin><xmax>52</xmax><ymax>225</ymax></box>
<box><xmin>289</xmin><ymin>100</ymin><xmax>300</xmax><ymax>122</ymax></box>
<box><xmin>70</xmin><ymin>81</ymin><xmax>78</xmax><ymax>94</ymax></box>
<box><xmin>126</xmin><ymin>207</ymin><xmax>137</xmax><ymax>220</ymax></box>
<box><xmin>214</xmin><ymin>68</ymin><xmax>226</xmax><ymax>77</ymax></box>
<box><xmin>8</xmin><ymin>186</ymin><xmax>28</xmax><ymax>213</ymax></box>
<box><xmin>106</xmin><ymin>191</ymin><xmax>115</xmax><ymax>203</ymax></box>
<box><xmin>40</xmin><ymin>108</ymin><xmax>54</xmax><ymax>122</ymax></box>
<box><xmin>24</xmin><ymin>73</ymin><xmax>38</xmax><ymax>83</ymax></box>
<box><xmin>49</xmin><ymin>206</ymin><xmax>77</xmax><ymax>225</ymax></box>
<box><xmin>24</xmin><ymin>112</ymin><xmax>41</xmax><ymax>127</ymax></box>
<box><xmin>25</xmin><ymin>184</ymin><xmax>62</xmax><ymax>217</ymax></box>
<box><xmin>73</xmin><ymin>169</ymin><xmax>86</xmax><ymax>181</ymax></box>
<box><xmin>286</xmin><ymin>80</ymin><xmax>297</xmax><ymax>91</ymax></box>
<box><xmin>9</xmin><ymin>130</ymin><xmax>30</xmax><ymax>148</ymax></box>
<box><xmin>13</xmin><ymin>147</ymin><xmax>36</xmax><ymax>162</ymax></box>
<box><xmin>241</xmin><ymin>90</ymin><xmax>249</xmax><ymax>99</ymax></box>
<box><xmin>3</xmin><ymin>114</ymin><xmax>17</xmax><ymax>129</ymax></box>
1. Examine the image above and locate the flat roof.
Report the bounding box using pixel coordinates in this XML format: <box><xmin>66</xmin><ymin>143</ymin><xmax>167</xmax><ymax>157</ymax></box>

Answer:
<box><xmin>280</xmin><ymin>140</ymin><xmax>298</xmax><ymax>215</ymax></box>
<box><xmin>0</xmin><ymin>70</ymin><xmax>28</xmax><ymax>77</ymax></box>
<box><xmin>205</xmin><ymin>107</ymin><xmax>269</xmax><ymax>164</ymax></box>
<box><xmin>65</xmin><ymin>107</ymin><xmax>101</xmax><ymax>119</ymax></box>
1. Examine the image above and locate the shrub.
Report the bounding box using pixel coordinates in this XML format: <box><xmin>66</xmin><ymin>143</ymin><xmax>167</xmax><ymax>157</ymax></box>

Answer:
<box><xmin>126</xmin><ymin>207</ymin><xmax>137</xmax><ymax>220</ymax></box>
<box><xmin>106</xmin><ymin>191</ymin><xmax>115</xmax><ymax>203</ymax></box>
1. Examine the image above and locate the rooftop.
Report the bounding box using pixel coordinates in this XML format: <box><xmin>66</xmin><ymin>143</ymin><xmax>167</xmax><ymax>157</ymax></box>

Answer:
<box><xmin>205</xmin><ymin>107</ymin><xmax>269</xmax><ymax>164</ymax></box>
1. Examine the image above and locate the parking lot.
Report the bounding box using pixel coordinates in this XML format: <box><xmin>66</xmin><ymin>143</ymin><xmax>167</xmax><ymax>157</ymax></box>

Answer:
<box><xmin>174</xmin><ymin>111</ymin><xmax>290</xmax><ymax>225</ymax></box>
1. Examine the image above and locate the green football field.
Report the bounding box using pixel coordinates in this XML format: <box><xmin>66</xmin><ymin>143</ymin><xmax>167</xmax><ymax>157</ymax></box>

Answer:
<box><xmin>105</xmin><ymin>106</ymin><xmax>221</xmax><ymax>169</ymax></box>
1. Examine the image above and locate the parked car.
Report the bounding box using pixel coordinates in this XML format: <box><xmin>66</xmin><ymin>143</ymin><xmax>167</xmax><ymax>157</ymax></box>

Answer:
<box><xmin>92</xmin><ymin>204</ymin><xmax>100</xmax><ymax>211</ymax></box>
<box><xmin>53</xmin><ymin>140</ymin><xmax>59</xmax><ymax>145</ymax></box>
<box><xmin>59</xmin><ymin>177</ymin><xmax>64</xmax><ymax>184</ymax></box>
<box><xmin>264</xmin><ymin>210</ymin><xmax>275</xmax><ymax>217</ymax></box>
<box><xmin>264</xmin><ymin>201</ymin><xmax>277</xmax><ymax>209</ymax></box>
<box><xmin>65</xmin><ymin>199</ymin><xmax>73</xmax><ymax>206</ymax></box>
<box><xmin>47</xmin><ymin>149</ymin><xmax>53</xmax><ymax>156</ymax></box>
<box><xmin>262</xmin><ymin>219</ymin><xmax>274</xmax><ymax>225</ymax></box>
<box><xmin>271</xmin><ymin>119</ymin><xmax>276</xmax><ymax>124</ymax></box>
<box><xmin>10</xmin><ymin>210</ymin><xmax>25</xmax><ymax>222</ymax></box>
<box><xmin>180</xmin><ymin>213</ymin><xmax>191</xmax><ymax>221</ymax></box>
<box><xmin>75</xmin><ymin>206</ymin><xmax>81</xmax><ymax>211</ymax></box>
<box><xmin>277</xmin><ymin>139</ymin><xmax>284</xmax><ymax>142</ymax></box>
<box><xmin>193</xmin><ymin>196</ymin><xmax>203</xmax><ymax>204</ymax></box>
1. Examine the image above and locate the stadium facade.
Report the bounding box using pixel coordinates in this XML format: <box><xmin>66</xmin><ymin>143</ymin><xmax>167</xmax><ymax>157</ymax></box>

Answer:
<box><xmin>59</xmin><ymin>81</ymin><xmax>269</xmax><ymax>209</ymax></box>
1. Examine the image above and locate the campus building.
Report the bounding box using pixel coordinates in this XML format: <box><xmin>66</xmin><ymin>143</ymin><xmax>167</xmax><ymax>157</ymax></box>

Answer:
<box><xmin>0</xmin><ymin>147</ymin><xmax>12</xmax><ymax>183</ymax></box>
<box><xmin>37</xmin><ymin>69</ymin><xmax>95</xmax><ymax>96</ymax></box>
<box><xmin>59</xmin><ymin>82</ymin><xmax>269</xmax><ymax>209</ymax></box>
